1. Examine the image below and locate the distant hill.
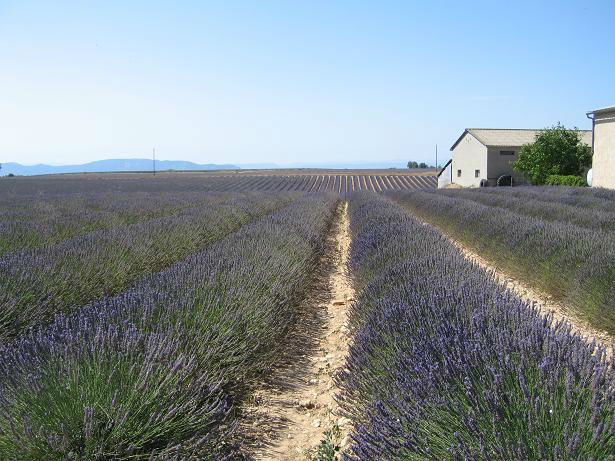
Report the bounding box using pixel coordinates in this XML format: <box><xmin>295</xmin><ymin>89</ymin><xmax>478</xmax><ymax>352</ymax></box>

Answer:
<box><xmin>0</xmin><ymin>159</ymin><xmax>238</xmax><ymax>176</ymax></box>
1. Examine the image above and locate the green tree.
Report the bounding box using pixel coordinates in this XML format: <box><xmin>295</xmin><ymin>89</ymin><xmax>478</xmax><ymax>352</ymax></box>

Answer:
<box><xmin>418</xmin><ymin>162</ymin><xmax>428</xmax><ymax>169</ymax></box>
<box><xmin>513</xmin><ymin>123</ymin><xmax>592</xmax><ymax>185</ymax></box>
<box><xmin>407</xmin><ymin>161</ymin><xmax>419</xmax><ymax>169</ymax></box>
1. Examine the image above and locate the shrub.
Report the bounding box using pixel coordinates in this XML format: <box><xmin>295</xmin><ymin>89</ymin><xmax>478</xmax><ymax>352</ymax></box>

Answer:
<box><xmin>0</xmin><ymin>193</ymin><xmax>294</xmax><ymax>341</ymax></box>
<box><xmin>0</xmin><ymin>194</ymin><xmax>338</xmax><ymax>459</ymax></box>
<box><xmin>339</xmin><ymin>192</ymin><xmax>615</xmax><ymax>460</ymax></box>
<box><xmin>393</xmin><ymin>190</ymin><xmax>615</xmax><ymax>334</ymax></box>
<box><xmin>464</xmin><ymin>185</ymin><xmax>615</xmax><ymax>212</ymax></box>
<box><xmin>513</xmin><ymin>123</ymin><xmax>592</xmax><ymax>185</ymax></box>
<box><xmin>0</xmin><ymin>191</ymin><xmax>239</xmax><ymax>255</ymax></box>
<box><xmin>545</xmin><ymin>174</ymin><xmax>587</xmax><ymax>187</ymax></box>
<box><xmin>439</xmin><ymin>186</ymin><xmax>615</xmax><ymax>231</ymax></box>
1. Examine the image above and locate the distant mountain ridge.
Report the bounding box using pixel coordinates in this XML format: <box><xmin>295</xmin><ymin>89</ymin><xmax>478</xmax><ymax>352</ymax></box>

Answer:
<box><xmin>1</xmin><ymin>159</ymin><xmax>238</xmax><ymax>176</ymax></box>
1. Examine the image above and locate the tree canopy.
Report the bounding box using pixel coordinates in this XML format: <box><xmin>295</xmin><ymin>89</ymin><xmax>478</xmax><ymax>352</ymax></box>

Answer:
<box><xmin>408</xmin><ymin>161</ymin><xmax>430</xmax><ymax>169</ymax></box>
<box><xmin>513</xmin><ymin>123</ymin><xmax>591</xmax><ymax>185</ymax></box>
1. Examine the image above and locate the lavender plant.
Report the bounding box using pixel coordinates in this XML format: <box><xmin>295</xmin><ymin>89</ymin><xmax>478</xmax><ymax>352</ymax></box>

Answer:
<box><xmin>0</xmin><ymin>192</ymin><xmax>296</xmax><ymax>342</ymax></box>
<box><xmin>198</xmin><ymin>174</ymin><xmax>436</xmax><ymax>193</ymax></box>
<box><xmin>391</xmin><ymin>190</ymin><xmax>615</xmax><ymax>335</ymax></box>
<box><xmin>436</xmin><ymin>187</ymin><xmax>615</xmax><ymax>231</ymax></box>
<box><xmin>0</xmin><ymin>191</ymin><xmax>239</xmax><ymax>255</ymax></box>
<box><xmin>0</xmin><ymin>194</ymin><xmax>338</xmax><ymax>459</ymax></box>
<box><xmin>338</xmin><ymin>193</ymin><xmax>615</xmax><ymax>460</ymax></box>
<box><xmin>459</xmin><ymin>185</ymin><xmax>615</xmax><ymax>216</ymax></box>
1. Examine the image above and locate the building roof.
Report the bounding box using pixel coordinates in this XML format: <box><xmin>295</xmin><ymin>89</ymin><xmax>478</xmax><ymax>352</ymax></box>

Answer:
<box><xmin>587</xmin><ymin>105</ymin><xmax>615</xmax><ymax>116</ymax></box>
<box><xmin>587</xmin><ymin>106</ymin><xmax>615</xmax><ymax>121</ymax></box>
<box><xmin>450</xmin><ymin>128</ymin><xmax>593</xmax><ymax>151</ymax></box>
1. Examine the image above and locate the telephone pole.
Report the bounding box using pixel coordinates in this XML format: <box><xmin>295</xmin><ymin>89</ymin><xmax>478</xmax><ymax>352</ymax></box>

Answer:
<box><xmin>435</xmin><ymin>144</ymin><xmax>438</xmax><ymax>170</ymax></box>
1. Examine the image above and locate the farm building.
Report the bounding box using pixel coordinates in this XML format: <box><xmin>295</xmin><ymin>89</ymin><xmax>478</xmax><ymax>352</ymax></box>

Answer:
<box><xmin>440</xmin><ymin>128</ymin><xmax>593</xmax><ymax>188</ymax></box>
<box><xmin>587</xmin><ymin>105</ymin><xmax>615</xmax><ymax>189</ymax></box>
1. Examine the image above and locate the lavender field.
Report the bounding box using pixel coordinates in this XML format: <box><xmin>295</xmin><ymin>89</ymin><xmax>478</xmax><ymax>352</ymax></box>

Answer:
<box><xmin>197</xmin><ymin>173</ymin><xmax>436</xmax><ymax>193</ymax></box>
<box><xmin>0</xmin><ymin>175</ymin><xmax>339</xmax><ymax>458</ymax></box>
<box><xmin>0</xmin><ymin>175</ymin><xmax>612</xmax><ymax>459</ymax></box>
<box><xmin>392</xmin><ymin>187</ymin><xmax>615</xmax><ymax>335</ymax></box>
<box><xmin>338</xmin><ymin>193</ymin><xmax>614</xmax><ymax>460</ymax></box>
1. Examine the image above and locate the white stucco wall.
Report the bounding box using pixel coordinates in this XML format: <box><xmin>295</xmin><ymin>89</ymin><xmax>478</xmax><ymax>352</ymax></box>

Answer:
<box><xmin>593</xmin><ymin>110</ymin><xmax>615</xmax><ymax>189</ymax></box>
<box><xmin>437</xmin><ymin>162</ymin><xmax>452</xmax><ymax>188</ymax></box>
<box><xmin>486</xmin><ymin>147</ymin><xmax>527</xmax><ymax>185</ymax></box>
<box><xmin>451</xmin><ymin>133</ymin><xmax>487</xmax><ymax>187</ymax></box>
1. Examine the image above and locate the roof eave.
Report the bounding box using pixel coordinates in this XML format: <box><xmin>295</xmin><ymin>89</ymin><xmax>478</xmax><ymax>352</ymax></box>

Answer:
<box><xmin>450</xmin><ymin>129</ymin><xmax>485</xmax><ymax>151</ymax></box>
<box><xmin>587</xmin><ymin>105</ymin><xmax>615</xmax><ymax>116</ymax></box>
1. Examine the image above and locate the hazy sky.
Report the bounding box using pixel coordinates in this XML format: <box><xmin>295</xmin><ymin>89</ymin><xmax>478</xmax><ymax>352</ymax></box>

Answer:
<box><xmin>0</xmin><ymin>1</ymin><xmax>613</xmax><ymax>166</ymax></box>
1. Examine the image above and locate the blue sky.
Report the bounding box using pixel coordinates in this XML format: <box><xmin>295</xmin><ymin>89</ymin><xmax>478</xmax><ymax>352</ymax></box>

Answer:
<box><xmin>0</xmin><ymin>0</ymin><xmax>613</xmax><ymax>166</ymax></box>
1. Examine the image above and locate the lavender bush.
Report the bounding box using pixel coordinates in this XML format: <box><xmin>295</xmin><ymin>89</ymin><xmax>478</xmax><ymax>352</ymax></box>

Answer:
<box><xmin>0</xmin><ymin>194</ymin><xmax>338</xmax><ymax>459</ymax></box>
<box><xmin>198</xmin><ymin>174</ymin><xmax>436</xmax><ymax>193</ymax></box>
<box><xmin>338</xmin><ymin>193</ymin><xmax>615</xmax><ymax>460</ymax></box>
<box><xmin>475</xmin><ymin>185</ymin><xmax>615</xmax><ymax>212</ymax></box>
<box><xmin>391</xmin><ymin>190</ymin><xmax>615</xmax><ymax>334</ymax></box>
<box><xmin>0</xmin><ymin>192</ymin><xmax>296</xmax><ymax>342</ymax></box>
<box><xmin>437</xmin><ymin>187</ymin><xmax>615</xmax><ymax>231</ymax></box>
<box><xmin>0</xmin><ymin>191</ymin><xmax>239</xmax><ymax>255</ymax></box>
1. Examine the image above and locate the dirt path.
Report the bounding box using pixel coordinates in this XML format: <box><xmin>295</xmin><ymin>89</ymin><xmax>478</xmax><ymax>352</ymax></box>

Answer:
<box><xmin>420</xmin><ymin>221</ymin><xmax>614</xmax><ymax>356</ymax></box>
<box><xmin>239</xmin><ymin>202</ymin><xmax>355</xmax><ymax>459</ymax></box>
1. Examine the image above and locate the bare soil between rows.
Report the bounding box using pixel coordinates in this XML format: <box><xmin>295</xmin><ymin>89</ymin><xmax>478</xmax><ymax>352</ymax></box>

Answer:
<box><xmin>237</xmin><ymin>202</ymin><xmax>354</xmax><ymax>459</ymax></box>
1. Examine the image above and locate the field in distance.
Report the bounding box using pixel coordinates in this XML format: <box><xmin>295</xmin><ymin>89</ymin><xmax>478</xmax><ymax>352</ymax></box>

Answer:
<box><xmin>7</xmin><ymin>169</ymin><xmax>437</xmax><ymax>194</ymax></box>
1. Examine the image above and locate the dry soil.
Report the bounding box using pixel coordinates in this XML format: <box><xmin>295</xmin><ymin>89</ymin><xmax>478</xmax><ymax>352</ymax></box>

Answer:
<box><xmin>239</xmin><ymin>202</ymin><xmax>355</xmax><ymax>459</ymax></box>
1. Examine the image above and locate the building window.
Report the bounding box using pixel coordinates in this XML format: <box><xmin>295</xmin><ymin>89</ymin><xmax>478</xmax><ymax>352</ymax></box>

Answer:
<box><xmin>475</xmin><ymin>169</ymin><xmax>480</xmax><ymax>178</ymax></box>
<box><xmin>457</xmin><ymin>169</ymin><xmax>461</xmax><ymax>177</ymax></box>
<box><xmin>500</xmin><ymin>150</ymin><xmax>515</xmax><ymax>156</ymax></box>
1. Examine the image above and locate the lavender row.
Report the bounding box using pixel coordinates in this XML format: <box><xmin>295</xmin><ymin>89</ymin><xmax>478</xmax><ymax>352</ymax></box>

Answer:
<box><xmin>390</xmin><ymin>190</ymin><xmax>615</xmax><ymax>335</ymax></box>
<box><xmin>437</xmin><ymin>187</ymin><xmax>615</xmax><ymax>232</ymax></box>
<box><xmin>0</xmin><ymin>173</ymin><xmax>239</xmax><ymax>195</ymax></box>
<box><xmin>198</xmin><ymin>174</ymin><xmax>436</xmax><ymax>193</ymax></box>
<box><xmin>338</xmin><ymin>193</ymin><xmax>615</xmax><ymax>460</ymax></box>
<box><xmin>0</xmin><ymin>192</ymin><xmax>296</xmax><ymax>342</ymax></box>
<box><xmin>472</xmin><ymin>185</ymin><xmax>615</xmax><ymax>213</ymax></box>
<box><xmin>0</xmin><ymin>191</ymin><xmax>240</xmax><ymax>255</ymax></box>
<box><xmin>0</xmin><ymin>193</ymin><xmax>338</xmax><ymax>459</ymax></box>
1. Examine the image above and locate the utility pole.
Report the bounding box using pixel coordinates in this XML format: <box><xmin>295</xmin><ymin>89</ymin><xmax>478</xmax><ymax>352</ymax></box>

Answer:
<box><xmin>435</xmin><ymin>144</ymin><xmax>438</xmax><ymax>170</ymax></box>
<box><xmin>153</xmin><ymin>148</ymin><xmax>156</xmax><ymax>176</ymax></box>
